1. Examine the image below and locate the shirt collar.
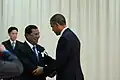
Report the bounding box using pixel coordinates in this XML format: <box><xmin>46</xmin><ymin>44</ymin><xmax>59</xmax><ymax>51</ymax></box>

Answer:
<box><xmin>10</xmin><ymin>39</ymin><xmax>16</xmax><ymax>44</ymax></box>
<box><xmin>60</xmin><ymin>27</ymin><xmax>68</xmax><ymax>37</ymax></box>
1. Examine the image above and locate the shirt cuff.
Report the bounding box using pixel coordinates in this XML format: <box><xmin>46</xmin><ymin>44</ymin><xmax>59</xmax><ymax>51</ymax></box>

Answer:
<box><xmin>2</xmin><ymin>50</ymin><xmax>10</xmax><ymax>55</ymax></box>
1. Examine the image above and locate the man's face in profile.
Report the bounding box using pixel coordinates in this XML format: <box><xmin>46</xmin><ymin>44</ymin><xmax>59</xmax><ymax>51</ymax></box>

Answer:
<box><xmin>51</xmin><ymin>24</ymin><xmax>60</xmax><ymax>36</ymax></box>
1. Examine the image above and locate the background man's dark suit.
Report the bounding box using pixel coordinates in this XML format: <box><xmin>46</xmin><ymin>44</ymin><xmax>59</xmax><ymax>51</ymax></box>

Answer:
<box><xmin>16</xmin><ymin>41</ymin><xmax>54</xmax><ymax>80</ymax></box>
<box><xmin>2</xmin><ymin>40</ymin><xmax>23</xmax><ymax>55</ymax></box>
<box><xmin>56</xmin><ymin>28</ymin><xmax>84</xmax><ymax>80</ymax></box>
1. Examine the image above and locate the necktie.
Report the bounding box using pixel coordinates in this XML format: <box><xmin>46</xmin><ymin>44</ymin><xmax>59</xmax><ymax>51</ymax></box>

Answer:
<box><xmin>33</xmin><ymin>46</ymin><xmax>39</xmax><ymax>61</ymax></box>
<box><xmin>11</xmin><ymin>41</ymin><xmax>15</xmax><ymax>49</ymax></box>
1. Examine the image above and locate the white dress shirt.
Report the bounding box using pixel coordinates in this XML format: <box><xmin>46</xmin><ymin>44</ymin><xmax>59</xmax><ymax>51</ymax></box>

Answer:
<box><xmin>25</xmin><ymin>40</ymin><xmax>39</xmax><ymax>58</ymax></box>
<box><xmin>10</xmin><ymin>39</ymin><xmax>16</xmax><ymax>49</ymax></box>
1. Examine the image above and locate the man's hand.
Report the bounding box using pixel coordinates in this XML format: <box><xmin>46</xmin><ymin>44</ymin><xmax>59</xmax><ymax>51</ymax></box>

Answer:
<box><xmin>0</xmin><ymin>44</ymin><xmax>6</xmax><ymax>52</ymax></box>
<box><xmin>32</xmin><ymin>66</ymin><xmax>43</xmax><ymax>76</ymax></box>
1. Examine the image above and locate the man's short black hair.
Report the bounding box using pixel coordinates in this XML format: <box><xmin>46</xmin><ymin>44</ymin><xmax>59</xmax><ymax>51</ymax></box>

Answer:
<box><xmin>8</xmin><ymin>27</ymin><xmax>18</xmax><ymax>33</ymax></box>
<box><xmin>50</xmin><ymin>14</ymin><xmax>66</xmax><ymax>26</ymax></box>
<box><xmin>25</xmin><ymin>25</ymin><xmax>38</xmax><ymax>34</ymax></box>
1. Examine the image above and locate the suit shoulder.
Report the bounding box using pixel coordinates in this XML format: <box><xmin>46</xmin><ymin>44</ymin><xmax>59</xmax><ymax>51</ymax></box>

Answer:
<box><xmin>63</xmin><ymin>29</ymin><xmax>78</xmax><ymax>38</ymax></box>
<box><xmin>37</xmin><ymin>44</ymin><xmax>44</xmax><ymax>48</ymax></box>
<box><xmin>61</xmin><ymin>30</ymin><xmax>80</xmax><ymax>44</ymax></box>
<box><xmin>16</xmin><ymin>40</ymin><xmax>24</xmax><ymax>44</ymax></box>
<box><xmin>37</xmin><ymin>44</ymin><xmax>45</xmax><ymax>52</ymax></box>
<box><xmin>2</xmin><ymin>40</ymin><xmax>9</xmax><ymax>45</ymax></box>
<box><xmin>16</xmin><ymin>41</ymin><xmax>24</xmax><ymax>48</ymax></box>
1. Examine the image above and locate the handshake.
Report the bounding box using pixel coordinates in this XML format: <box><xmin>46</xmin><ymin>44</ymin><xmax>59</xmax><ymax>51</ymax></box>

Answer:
<box><xmin>32</xmin><ymin>66</ymin><xmax>43</xmax><ymax>76</ymax></box>
<box><xmin>32</xmin><ymin>66</ymin><xmax>56</xmax><ymax>77</ymax></box>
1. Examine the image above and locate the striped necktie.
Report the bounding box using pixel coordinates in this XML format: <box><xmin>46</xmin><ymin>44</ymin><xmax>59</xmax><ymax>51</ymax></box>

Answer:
<box><xmin>32</xmin><ymin>46</ymin><xmax>39</xmax><ymax>61</ymax></box>
<box><xmin>11</xmin><ymin>41</ymin><xmax>15</xmax><ymax>49</ymax></box>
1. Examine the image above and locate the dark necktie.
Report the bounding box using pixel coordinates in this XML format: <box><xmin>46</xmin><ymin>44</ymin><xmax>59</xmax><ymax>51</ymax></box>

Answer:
<box><xmin>33</xmin><ymin>46</ymin><xmax>39</xmax><ymax>61</ymax></box>
<box><xmin>11</xmin><ymin>41</ymin><xmax>15</xmax><ymax>49</ymax></box>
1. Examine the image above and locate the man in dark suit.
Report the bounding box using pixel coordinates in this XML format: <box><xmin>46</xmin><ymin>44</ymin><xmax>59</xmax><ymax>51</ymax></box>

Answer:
<box><xmin>0</xmin><ymin>44</ymin><xmax>23</xmax><ymax>79</ymax></box>
<box><xmin>49</xmin><ymin>14</ymin><xmax>84</xmax><ymax>80</ymax></box>
<box><xmin>2</xmin><ymin>27</ymin><xmax>23</xmax><ymax>80</ymax></box>
<box><xmin>15</xmin><ymin>25</ymin><xmax>55</xmax><ymax>80</ymax></box>
<box><xmin>2</xmin><ymin>27</ymin><xmax>23</xmax><ymax>54</ymax></box>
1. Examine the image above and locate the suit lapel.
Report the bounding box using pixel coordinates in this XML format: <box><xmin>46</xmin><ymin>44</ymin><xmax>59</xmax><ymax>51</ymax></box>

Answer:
<box><xmin>7</xmin><ymin>40</ymin><xmax>14</xmax><ymax>52</ymax></box>
<box><xmin>36</xmin><ymin>45</ymin><xmax>44</xmax><ymax>65</ymax></box>
<box><xmin>14</xmin><ymin>40</ymin><xmax>19</xmax><ymax>50</ymax></box>
<box><xmin>36</xmin><ymin>45</ymin><xmax>42</xmax><ymax>59</ymax></box>
<box><xmin>24</xmin><ymin>42</ymin><xmax>39</xmax><ymax>64</ymax></box>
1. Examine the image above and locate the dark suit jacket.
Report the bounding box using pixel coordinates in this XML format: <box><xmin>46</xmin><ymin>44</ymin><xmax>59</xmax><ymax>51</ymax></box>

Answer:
<box><xmin>15</xmin><ymin>41</ymin><xmax>55</xmax><ymax>80</ymax></box>
<box><xmin>0</xmin><ymin>51</ymin><xmax>23</xmax><ymax>78</ymax></box>
<box><xmin>2</xmin><ymin>40</ymin><xmax>23</xmax><ymax>56</ymax></box>
<box><xmin>56</xmin><ymin>28</ymin><xmax>84</xmax><ymax>80</ymax></box>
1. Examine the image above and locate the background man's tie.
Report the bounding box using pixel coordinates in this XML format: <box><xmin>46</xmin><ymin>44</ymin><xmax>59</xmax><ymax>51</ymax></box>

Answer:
<box><xmin>11</xmin><ymin>41</ymin><xmax>15</xmax><ymax>49</ymax></box>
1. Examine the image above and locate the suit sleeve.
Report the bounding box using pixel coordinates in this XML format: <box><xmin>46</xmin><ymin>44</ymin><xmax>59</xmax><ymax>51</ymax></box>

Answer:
<box><xmin>37</xmin><ymin>45</ymin><xmax>56</xmax><ymax>77</ymax></box>
<box><xmin>43</xmin><ymin>53</ymin><xmax>56</xmax><ymax>77</ymax></box>
<box><xmin>15</xmin><ymin>49</ymin><xmax>37</xmax><ymax>74</ymax></box>
<box><xmin>56</xmin><ymin>37</ymin><xmax>71</xmax><ymax>73</ymax></box>
<box><xmin>0</xmin><ymin>51</ymin><xmax>23</xmax><ymax>78</ymax></box>
<box><xmin>38</xmin><ymin>45</ymin><xmax>55</xmax><ymax>70</ymax></box>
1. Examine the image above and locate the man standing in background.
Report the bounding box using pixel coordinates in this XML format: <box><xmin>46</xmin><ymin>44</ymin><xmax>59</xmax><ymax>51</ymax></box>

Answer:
<box><xmin>49</xmin><ymin>14</ymin><xmax>84</xmax><ymax>80</ymax></box>
<box><xmin>2</xmin><ymin>26</ymin><xmax>23</xmax><ymax>54</ymax></box>
<box><xmin>2</xmin><ymin>27</ymin><xmax>23</xmax><ymax>80</ymax></box>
